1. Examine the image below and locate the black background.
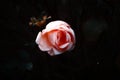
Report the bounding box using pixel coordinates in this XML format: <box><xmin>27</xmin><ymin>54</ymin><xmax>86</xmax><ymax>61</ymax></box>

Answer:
<box><xmin>0</xmin><ymin>0</ymin><xmax>120</xmax><ymax>80</ymax></box>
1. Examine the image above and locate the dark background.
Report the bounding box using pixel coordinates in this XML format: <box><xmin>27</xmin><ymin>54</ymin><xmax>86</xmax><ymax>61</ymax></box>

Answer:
<box><xmin>0</xmin><ymin>0</ymin><xmax>120</xmax><ymax>80</ymax></box>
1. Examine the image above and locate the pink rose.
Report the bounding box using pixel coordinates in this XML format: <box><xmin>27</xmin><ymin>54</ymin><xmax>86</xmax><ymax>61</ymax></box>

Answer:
<box><xmin>35</xmin><ymin>20</ymin><xmax>75</xmax><ymax>56</ymax></box>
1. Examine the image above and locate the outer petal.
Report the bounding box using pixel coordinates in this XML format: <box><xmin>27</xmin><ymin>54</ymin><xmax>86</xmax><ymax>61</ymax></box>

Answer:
<box><xmin>53</xmin><ymin>48</ymin><xmax>62</xmax><ymax>55</ymax></box>
<box><xmin>48</xmin><ymin>48</ymin><xmax>62</xmax><ymax>56</ymax></box>
<box><xmin>35</xmin><ymin>32</ymin><xmax>41</xmax><ymax>44</ymax></box>
<box><xmin>35</xmin><ymin>32</ymin><xmax>52</xmax><ymax>51</ymax></box>
<box><xmin>45</xmin><ymin>20</ymin><xmax>70</xmax><ymax>32</ymax></box>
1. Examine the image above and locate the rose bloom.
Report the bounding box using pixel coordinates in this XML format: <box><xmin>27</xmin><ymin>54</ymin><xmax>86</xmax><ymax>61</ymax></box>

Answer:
<box><xmin>35</xmin><ymin>20</ymin><xmax>75</xmax><ymax>56</ymax></box>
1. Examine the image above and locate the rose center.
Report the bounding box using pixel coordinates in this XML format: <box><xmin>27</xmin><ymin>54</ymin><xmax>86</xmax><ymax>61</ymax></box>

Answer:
<box><xmin>56</xmin><ymin>30</ymin><xmax>68</xmax><ymax>46</ymax></box>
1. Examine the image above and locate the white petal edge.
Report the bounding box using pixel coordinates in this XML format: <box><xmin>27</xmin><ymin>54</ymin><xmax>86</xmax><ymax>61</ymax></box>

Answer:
<box><xmin>59</xmin><ymin>43</ymin><xmax>69</xmax><ymax>49</ymax></box>
<box><xmin>35</xmin><ymin>32</ymin><xmax>42</xmax><ymax>44</ymax></box>
<box><xmin>52</xmin><ymin>48</ymin><xmax>62</xmax><ymax>55</ymax></box>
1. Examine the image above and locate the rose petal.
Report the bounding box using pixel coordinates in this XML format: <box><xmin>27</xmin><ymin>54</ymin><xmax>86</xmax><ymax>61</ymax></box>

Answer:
<box><xmin>66</xmin><ymin>31</ymin><xmax>71</xmax><ymax>42</ymax></box>
<box><xmin>66</xmin><ymin>42</ymin><xmax>74</xmax><ymax>50</ymax></box>
<box><xmin>47</xmin><ymin>48</ymin><xmax>62</xmax><ymax>56</ymax></box>
<box><xmin>56</xmin><ymin>30</ymin><xmax>67</xmax><ymax>46</ymax></box>
<box><xmin>45</xmin><ymin>20</ymin><xmax>70</xmax><ymax>32</ymax></box>
<box><xmin>52</xmin><ymin>48</ymin><xmax>62</xmax><ymax>55</ymax></box>
<box><xmin>47</xmin><ymin>30</ymin><xmax>58</xmax><ymax>46</ymax></box>
<box><xmin>35</xmin><ymin>32</ymin><xmax>41</xmax><ymax>44</ymax></box>
<box><xmin>59</xmin><ymin>42</ymin><xmax>69</xmax><ymax>48</ymax></box>
<box><xmin>36</xmin><ymin>32</ymin><xmax>52</xmax><ymax>51</ymax></box>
